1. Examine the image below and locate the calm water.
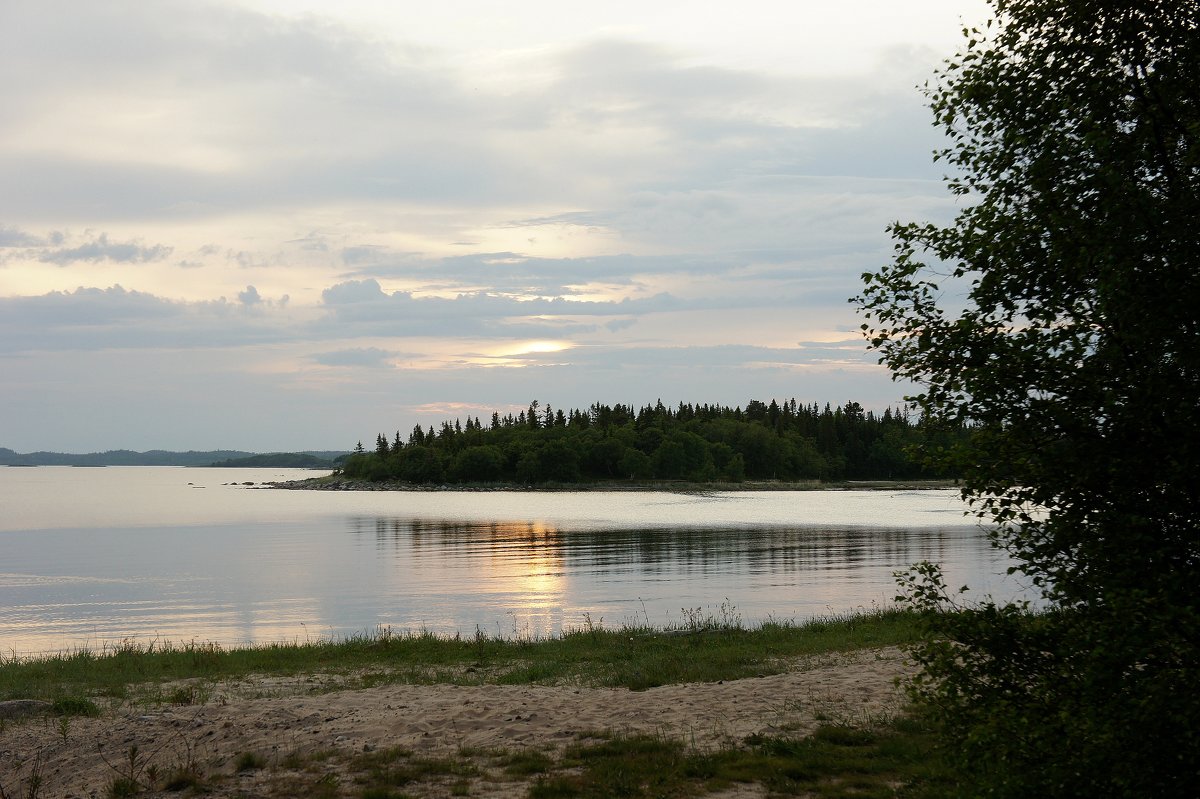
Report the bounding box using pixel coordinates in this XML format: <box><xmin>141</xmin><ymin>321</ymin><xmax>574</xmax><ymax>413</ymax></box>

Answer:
<box><xmin>0</xmin><ymin>467</ymin><xmax>1028</xmax><ymax>656</ymax></box>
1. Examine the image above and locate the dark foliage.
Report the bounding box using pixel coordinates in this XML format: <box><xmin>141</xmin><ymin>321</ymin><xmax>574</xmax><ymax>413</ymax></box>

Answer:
<box><xmin>207</xmin><ymin>453</ymin><xmax>338</xmax><ymax>468</ymax></box>
<box><xmin>340</xmin><ymin>399</ymin><xmax>960</xmax><ymax>485</ymax></box>
<box><xmin>855</xmin><ymin>2</ymin><xmax>1200</xmax><ymax>796</ymax></box>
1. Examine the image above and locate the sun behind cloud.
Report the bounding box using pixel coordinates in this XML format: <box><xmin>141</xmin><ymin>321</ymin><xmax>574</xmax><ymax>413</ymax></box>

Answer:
<box><xmin>492</xmin><ymin>340</ymin><xmax>573</xmax><ymax>357</ymax></box>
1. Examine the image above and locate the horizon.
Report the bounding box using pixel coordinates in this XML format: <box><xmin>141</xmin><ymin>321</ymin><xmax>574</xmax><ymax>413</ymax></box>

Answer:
<box><xmin>2</xmin><ymin>393</ymin><xmax>914</xmax><ymax>455</ymax></box>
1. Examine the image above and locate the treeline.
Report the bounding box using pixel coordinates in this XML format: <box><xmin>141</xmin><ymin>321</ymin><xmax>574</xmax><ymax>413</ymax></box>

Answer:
<box><xmin>0</xmin><ymin>447</ymin><xmax>251</xmax><ymax>467</ymax></box>
<box><xmin>340</xmin><ymin>399</ymin><xmax>963</xmax><ymax>485</ymax></box>
<box><xmin>207</xmin><ymin>453</ymin><xmax>341</xmax><ymax>468</ymax></box>
<box><xmin>0</xmin><ymin>448</ymin><xmax>349</xmax><ymax>467</ymax></box>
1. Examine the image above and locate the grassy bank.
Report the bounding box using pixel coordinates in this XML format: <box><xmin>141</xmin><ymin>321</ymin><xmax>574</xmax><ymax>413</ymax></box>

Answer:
<box><xmin>1</xmin><ymin>608</ymin><xmax>922</xmax><ymax>704</ymax></box>
<box><xmin>1</xmin><ymin>610</ymin><xmax>964</xmax><ymax>798</ymax></box>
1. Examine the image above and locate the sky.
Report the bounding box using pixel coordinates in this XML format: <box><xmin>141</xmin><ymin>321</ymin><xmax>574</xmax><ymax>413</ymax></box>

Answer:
<box><xmin>0</xmin><ymin>0</ymin><xmax>991</xmax><ymax>453</ymax></box>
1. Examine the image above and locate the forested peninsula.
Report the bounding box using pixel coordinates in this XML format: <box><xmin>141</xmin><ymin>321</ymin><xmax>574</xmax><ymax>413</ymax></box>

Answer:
<box><xmin>337</xmin><ymin>399</ymin><xmax>963</xmax><ymax>486</ymax></box>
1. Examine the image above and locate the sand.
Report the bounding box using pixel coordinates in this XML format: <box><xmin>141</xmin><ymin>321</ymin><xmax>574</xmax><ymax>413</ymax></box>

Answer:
<box><xmin>1</xmin><ymin>647</ymin><xmax>913</xmax><ymax>798</ymax></box>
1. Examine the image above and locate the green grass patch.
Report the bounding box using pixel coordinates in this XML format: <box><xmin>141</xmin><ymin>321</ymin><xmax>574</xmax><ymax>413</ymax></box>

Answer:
<box><xmin>234</xmin><ymin>750</ymin><xmax>268</xmax><ymax>772</ymax></box>
<box><xmin>50</xmin><ymin>695</ymin><xmax>101</xmax><ymax>716</ymax></box>
<box><xmin>271</xmin><ymin>714</ymin><xmax>956</xmax><ymax>799</ymax></box>
<box><xmin>276</xmin><ymin>747</ymin><xmax>339</xmax><ymax>774</ymax></box>
<box><xmin>0</xmin><ymin>608</ymin><xmax>922</xmax><ymax>703</ymax></box>
<box><xmin>528</xmin><ymin>715</ymin><xmax>954</xmax><ymax>798</ymax></box>
<box><xmin>500</xmin><ymin>748</ymin><xmax>557</xmax><ymax>776</ymax></box>
<box><xmin>351</xmin><ymin>746</ymin><xmax>480</xmax><ymax>795</ymax></box>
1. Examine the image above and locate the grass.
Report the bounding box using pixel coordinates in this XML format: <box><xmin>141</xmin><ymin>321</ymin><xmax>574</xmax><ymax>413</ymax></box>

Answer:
<box><xmin>144</xmin><ymin>718</ymin><xmax>950</xmax><ymax>799</ymax></box>
<box><xmin>234</xmin><ymin>750</ymin><xmax>268</xmax><ymax>772</ymax></box>
<box><xmin>0</xmin><ymin>607</ymin><xmax>923</xmax><ymax>702</ymax></box>
<box><xmin>352</xmin><ymin>747</ymin><xmax>481</xmax><ymax>792</ymax></box>
<box><xmin>501</xmin><ymin>749</ymin><xmax>557</xmax><ymax>776</ymax></box>
<box><xmin>0</xmin><ymin>609</ymin><xmax>957</xmax><ymax>798</ymax></box>
<box><xmin>243</xmin><ymin>718</ymin><xmax>954</xmax><ymax>799</ymax></box>
<box><xmin>50</xmin><ymin>695</ymin><xmax>101</xmax><ymax>716</ymax></box>
<box><xmin>522</xmin><ymin>715</ymin><xmax>955</xmax><ymax>798</ymax></box>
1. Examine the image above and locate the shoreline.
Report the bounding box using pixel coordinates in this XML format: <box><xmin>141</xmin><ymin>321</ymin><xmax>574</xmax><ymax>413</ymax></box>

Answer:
<box><xmin>0</xmin><ymin>612</ymin><xmax>935</xmax><ymax>797</ymax></box>
<box><xmin>2</xmin><ymin>649</ymin><xmax>918</xmax><ymax>798</ymax></box>
<box><xmin>268</xmin><ymin>474</ymin><xmax>961</xmax><ymax>493</ymax></box>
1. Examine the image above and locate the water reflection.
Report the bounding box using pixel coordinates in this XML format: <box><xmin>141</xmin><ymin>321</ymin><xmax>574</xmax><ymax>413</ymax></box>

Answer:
<box><xmin>350</xmin><ymin>517</ymin><xmax>972</xmax><ymax>576</ymax></box>
<box><xmin>0</xmin><ymin>475</ymin><xmax>1030</xmax><ymax>656</ymax></box>
<box><xmin>344</xmin><ymin>516</ymin><xmax>1020</xmax><ymax>639</ymax></box>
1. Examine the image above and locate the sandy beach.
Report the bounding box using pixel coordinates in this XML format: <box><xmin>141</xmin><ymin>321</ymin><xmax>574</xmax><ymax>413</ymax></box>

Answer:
<box><xmin>2</xmin><ymin>647</ymin><xmax>912</xmax><ymax>798</ymax></box>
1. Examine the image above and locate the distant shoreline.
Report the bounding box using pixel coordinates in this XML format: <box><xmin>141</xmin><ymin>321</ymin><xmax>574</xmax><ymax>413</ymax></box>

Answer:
<box><xmin>0</xmin><ymin>448</ymin><xmax>349</xmax><ymax>468</ymax></box>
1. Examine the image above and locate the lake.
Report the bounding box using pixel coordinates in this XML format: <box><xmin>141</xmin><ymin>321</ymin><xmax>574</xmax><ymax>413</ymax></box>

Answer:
<box><xmin>0</xmin><ymin>467</ymin><xmax>1029</xmax><ymax>657</ymax></box>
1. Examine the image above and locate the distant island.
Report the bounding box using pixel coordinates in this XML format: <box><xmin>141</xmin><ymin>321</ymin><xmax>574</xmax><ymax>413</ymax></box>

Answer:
<box><xmin>0</xmin><ymin>448</ymin><xmax>348</xmax><ymax>468</ymax></box>
<box><xmin>208</xmin><ymin>453</ymin><xmax>344</xmax><ymax>468</ymax></box>
<box><xmin>334</xmin><ymin>399</ymin><xmax>965</xmax><ymax>486</ymax></box>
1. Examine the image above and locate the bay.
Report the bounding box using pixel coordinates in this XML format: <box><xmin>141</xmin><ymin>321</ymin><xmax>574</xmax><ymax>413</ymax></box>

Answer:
<box><xmin>0</xmin><ymin>467</ymin><xmax>1029</xmax><ymax>657</ymax></box>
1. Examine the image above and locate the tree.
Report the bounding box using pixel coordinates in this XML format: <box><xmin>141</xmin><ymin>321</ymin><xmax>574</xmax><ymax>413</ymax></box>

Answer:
<box><xmin>854</xmin><ymin>2</ymin><xmax>1199</xmax><ymax>795</ymax></box>
<box><xmin>538</xmin><ymin>440</ymin><xmax>581</xmax><ymax>483</ymax></box>
<box><xmin>342</xmin><ymin>398</ymin><xmax>935</xmax><ymax>486</ymax></box>
<box><xmin>722</xmin><ymin>452</ymin><xmax>745</xmax><ymax>482</ymax></box>
<box><xmin>618</xmin><ymin>447</ymin><xmax>653</xmax><ymax>480</ymax></box>
<box><xmin>582</xmin><ymin>435</ymin><xmax>625</xmax><ymax>478</ymax></box>
<box><xmin>450</xmin><ymin>445</ymin><xmax>505</xmax><ymax>483</ymax></box>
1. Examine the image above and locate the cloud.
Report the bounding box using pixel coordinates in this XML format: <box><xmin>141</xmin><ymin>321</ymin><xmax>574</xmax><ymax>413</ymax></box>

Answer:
<box><xmin>0</xmin><ymin>227</ymin><xmax>46</xmax><ymax>248</ymax></box>
<box><xmin>0</xmin><ymin>2</ymin><xmax>950</xmax><ymax>231</ymax></box>
<box><xmin>339</xmin><ymin>250</ymin><xmax>698</xmax><ymax>295</ymax></box>
<box><xmin>318</xmin><ymin>279</ymin><xmax>688</xmax><ymax>326</ymax></box>
<box><xmin>0</xmin><ymin>285</ymin><xmax>296</xmax><ymax>353</ymax></box>
<box><xmin>38</xmin><ymin>233</ymin><xmax>173</xmax><ymax>265</ymax></box>
<box><xmin>0</xmin><ymin>285</ymin><xmax>176</xmax><ymax>324</ymax></box>
<box><xmin>334</xmin><ymin>248</ymin><xmax>890</xmax><ymax>305</ymax></box>
<box><xmin>311</xmin><ymin>347</ymin><xmax>401</xmax><ymax>368</ymax></box>
<box><xmin>0</xmin><ymin>1</ymin><xmax>958</xmax><ymax>450</ymax></box>
<box><xmin>321</xmin><ymin>278</ymin><xmax>389</xmax><ymax>304</ymax></box>
<box><xmin>0</xmin><ymin>264</ymin><xmax>847</xmax><ymax>360</ymax></box>
<box><xmin>552</xmin><ymin>342</ymin><xmax>877</xmax><ymax>372</ymax></box>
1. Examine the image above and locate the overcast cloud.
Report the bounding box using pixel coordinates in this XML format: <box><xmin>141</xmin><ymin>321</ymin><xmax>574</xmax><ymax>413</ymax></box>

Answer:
<box><xmin>0</xmin><ymin>0</ymin><xmax>988</xmax><ymax>451</ymax></box>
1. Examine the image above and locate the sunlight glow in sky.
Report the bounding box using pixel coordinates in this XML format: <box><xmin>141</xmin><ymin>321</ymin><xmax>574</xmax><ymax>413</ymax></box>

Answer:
<box><xmin>0</xmin><ymin>0</ymin><xmax>990</xmax><ymax>452</ymax></box>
